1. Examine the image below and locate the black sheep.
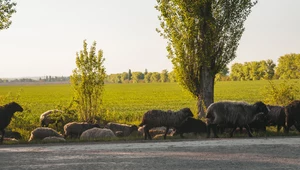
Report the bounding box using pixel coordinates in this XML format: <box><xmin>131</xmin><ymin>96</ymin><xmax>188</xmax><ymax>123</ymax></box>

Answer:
<box><xmin>174</xmin><ymin>117</ymin><xmax>206</xmax><ymax>138</ymax></box>
<box><xmin>266</xmin><ymin>105</ymin><xmax>286</xmax><ymax>132</ymax></box>
<box><xmin>285</xmin><ymin>100</ymin><xmax>300</xmax><ymax>133</ymax></box>
<box><xmin>206</xmin><ymin>101</ymin><xmax>269</xmax><ymax>138</ymax></box>
<box><xmin>0</xmin><ymin>102</ymin><xmax>23</xmax><ymax>143</ymax></box>
<box><xmin>139</xmin><ymin>108</ymin><xmax>193</xmax><ymax>140</ymax></box>
<box><xmin>248</xmin><ymin>112</ymin><xmax>267</xmax><ymax>133</ymax></box>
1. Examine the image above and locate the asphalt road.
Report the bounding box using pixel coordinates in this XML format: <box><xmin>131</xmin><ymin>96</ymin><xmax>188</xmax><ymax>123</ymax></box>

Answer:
<box><xmin>1</xmin><ymin>137</ymin><xmax>300</xmax><ymax>170</ymax></box>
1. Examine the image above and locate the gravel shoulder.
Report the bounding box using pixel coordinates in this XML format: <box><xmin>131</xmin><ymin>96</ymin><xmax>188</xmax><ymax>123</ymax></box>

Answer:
<box><xmin>1</xmin><ymin>137</ymin><xmax>300</xmax><ymax>170</ymax></box>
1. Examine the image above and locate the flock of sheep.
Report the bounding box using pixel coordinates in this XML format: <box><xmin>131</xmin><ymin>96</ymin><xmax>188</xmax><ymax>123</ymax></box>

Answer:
<box><xmin>0</xmin><ymin>100</ymin><xmax>300</xmax><ymax>144</ymax></box>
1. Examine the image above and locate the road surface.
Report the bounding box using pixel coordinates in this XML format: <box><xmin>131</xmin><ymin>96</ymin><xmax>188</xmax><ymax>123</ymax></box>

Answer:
<box><xmin>1</xmin><ymin>137</ymin><xmax>300</xmax><ymax>170</ymax></box>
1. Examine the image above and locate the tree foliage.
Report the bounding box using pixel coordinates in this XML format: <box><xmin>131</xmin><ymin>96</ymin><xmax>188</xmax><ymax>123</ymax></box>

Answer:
<box><xmin>70</xmin><ymin>40</ymin><xmax>106</xmax><ymax>122</ymax></box>
<box><xmin>160</xmin><ymin>69</ymin><xmax>169</xmax><ymax>83</ymax></box>
<box><xmin>156</xmin><ymin>0</ymin><xmax>256</xmax><ymax>115</ymax></box>
<box><xmin>131</xmin><ymin>72</ymin><xmax>144</xmax><ymax>83</ymax></box>
<box><xmin>215</xmin><ymin>66</ymin><xmax>229</xmax><ymax>81</ymax></box>
<box><xmin>275</xmin><ymin>53</ymin><xmax>300</xmax><ymax>79</ymax></box>
<box><xmin>230</xmin><ymin>60</ymin><xmax>275</xmax><ymax>81</ymax></box>
<box><xmin>0</xmin><ymin>0</ymin><xmax>17</xmax><ymax>30</ymax></box>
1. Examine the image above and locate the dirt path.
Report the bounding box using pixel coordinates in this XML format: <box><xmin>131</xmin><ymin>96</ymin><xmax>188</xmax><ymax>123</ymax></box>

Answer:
<box><xmin>1</xmin><ymin>137</ymin><xmax>300</xmax><ymax>170</ymax></box>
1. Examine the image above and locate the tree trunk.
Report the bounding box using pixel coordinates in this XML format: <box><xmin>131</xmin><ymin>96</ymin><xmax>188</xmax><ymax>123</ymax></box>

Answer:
<box><xmin>197</xmin><ymin>66</ymin><xmax>214</xmax><ymax>118</ymax></box>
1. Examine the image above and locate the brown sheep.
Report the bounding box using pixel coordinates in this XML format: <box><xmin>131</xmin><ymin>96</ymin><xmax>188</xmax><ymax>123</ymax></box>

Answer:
<box><xmin>64</xmin><ymin>122</ymin><xmax>100</xmax><ymax>138</ymax></box>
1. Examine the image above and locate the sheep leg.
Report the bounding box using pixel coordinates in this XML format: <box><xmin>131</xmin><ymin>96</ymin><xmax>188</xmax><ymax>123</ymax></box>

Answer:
<box><xmin>144</xmin><ymin>125</ymin><xmax>151</xmax><ymax>140</ymax></box>
<box><xmin>179</xmin><ymin>131</ymin><xmax>184</xmax><ymax>138</ymax></box>
<box><xmin>244</xmin><ymin>125</ymin><xmax>253</xmax><ymax>137</ymax></box>
<box><xmin>239</xmin><ymin>126</ymin><xmax>243</xmax><ymax>134</ymax></box>
<box><xmin>164</xmin><ymin>126</ymin><xmax>169</xmax><ymax>139</ymax></box>
<box><xmin>229</xmin><ymin>126</ymin><xmax>237</xmax><ymax>137</ymax></box>
<box><xmin>282</xmin><ymin>124</ymin><xmax>287</xmax><ymax>133</ymax></box>
<box><xmin>285</xmin><ymin>117</ymin><xmax>294</xmax><ymax>134</ymax></box>
<box><xmin>211</xmin><ymin>124</ymin><xmax>219</xmax><ymax>138</ymax></box>
<box><xmin>277</xmin><ymin>125</ymin><xmax>281</xmax><ymax>133</ymax></box>
<box><xmin>0</xmin><ymin>129</ymin><xmax>5</xmax><ymax>144</ymax></box>
<box><xmin>206</xmin><ymin>124</ymin><xmax>211</xmax><ymax>138</ymax></box>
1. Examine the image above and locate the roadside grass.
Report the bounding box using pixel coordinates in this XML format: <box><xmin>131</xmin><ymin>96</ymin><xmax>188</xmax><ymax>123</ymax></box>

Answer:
<box><xmin>0</xmin><ymin>79</ymin><xmax>300</xmax><ymax>142</ymax></box>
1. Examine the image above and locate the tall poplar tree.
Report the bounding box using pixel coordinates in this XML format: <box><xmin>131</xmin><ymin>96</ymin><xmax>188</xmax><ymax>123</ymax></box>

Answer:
<box><xmin>70</xmin><ymin>40</ymin><xmax>106</xmax><ymax>122</ymax></box>
<box><xmin>156</xmin><ymin>0</ymin><xmax>257</xmax><ymax>116</ymax></box>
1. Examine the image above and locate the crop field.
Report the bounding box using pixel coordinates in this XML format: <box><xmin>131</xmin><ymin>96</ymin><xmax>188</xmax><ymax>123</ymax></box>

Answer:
<box><xmin>0</xmin><ymin>79</ymin><xmax>300</xmax><ymax>140</ymax></box>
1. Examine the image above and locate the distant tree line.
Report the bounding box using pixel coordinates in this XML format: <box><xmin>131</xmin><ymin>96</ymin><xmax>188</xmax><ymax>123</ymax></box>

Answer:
<box><xmin>0</xmin><ymin>76</ymin><xmax>70</xmax><ymax>84</ymax></box>
<box><xmin>227</xmin><ymin>53</ymin><xmax>300</xmax><ymax>81</ymax></box>
<box><xmin>1</xmin><ymin>53</ymin><xmax>299</xmax><ymax>84</ymax></box>
<box><xmin>105</xmin><ymin>69</ymin><xmax>177</xmax><ymax>83</ymax></box>
<box><xmin>106</xmin><ymin>53</ymin><xmax>300</xmax><ymax>83</ymax></box>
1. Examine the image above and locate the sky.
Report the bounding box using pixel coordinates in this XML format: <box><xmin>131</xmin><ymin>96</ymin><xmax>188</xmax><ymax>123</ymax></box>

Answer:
<box><xmin>0</xmin><ymin>0</ymin><xmax>300</xmax><ymax>78</ymax></box>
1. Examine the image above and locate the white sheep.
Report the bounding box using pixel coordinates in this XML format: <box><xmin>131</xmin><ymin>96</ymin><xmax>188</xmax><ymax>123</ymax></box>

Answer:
<box><xmin>28</xmin><ymin>127</ymin><xmax>63</xmax><ymax>142</ymax></box>
<box><xmin>106</xmin><ymin>122</ymin><xmax>138</xmax><ymax>137</ymax></box>
<box><xmin>40</xmin><ymin>109</ymin><xmax>63</xmax><ymax>128</ymax></box>
<box><xmin>80</xmin><ymin>128</ymin><xmax>116</xmax><ymax>140</ymax></box>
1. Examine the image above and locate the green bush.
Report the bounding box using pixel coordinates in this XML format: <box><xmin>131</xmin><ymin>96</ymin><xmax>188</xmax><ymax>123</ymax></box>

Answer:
<box><xmin>262</xmin><ymin>80</ymin><xmax>299</xmax><ymax>105</ymax></box>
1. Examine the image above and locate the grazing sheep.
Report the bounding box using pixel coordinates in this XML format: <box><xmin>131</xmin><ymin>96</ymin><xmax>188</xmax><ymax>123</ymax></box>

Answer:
<box><xmin>285</xmin><ymin>100</ymin><xmax>300</xmax><ymax>133</ymax></box>
<box><xmin>0</xmin><ymin>102</ymin><xmax>23</xmax><ymax>143</ymax></box>
<box><xmin>174</xmin><ymin>117</ymin><xmax>207</xmax><ymax>138</ymax></box>
<box><xmin>139</xmin><ymin>108</ymin><xmax>194</xmax><ymax>140</ymax></box>
<box><xmin>28</xmin><ymin>127</ymin><xmax>63</xmax><ymax>142</ymax></box>
<box><xmin>206</xmin><ymin>101</ymin><xmax>269</xmax><ymax>138</ymax></box>
<box><xmin>40</xmin><ymin>109</ymin><xmax>63</xmax><ymax>128</ymax></box>
<box><xmin>4</xmin><ymin>130</ymin><xmax>22</xmax><ymax>140</ymax></box>
<box><xmin>80</xmin><ymin>128</ymin><xmax>116</xmax><ymax>140</ymax></box>
<box><xmin>106</xmin><ymin>122</ymin><xmax>138</xmax><ymax>137</ymax></box>
<box><xmin>266</xmin><ymin>105</ymin><xmax>286</xmax><ymax>132</ymax></box>
<box><xmin>64</xmin><ymin>122</ymin><xmax>100</xmax><ymax>138</ymax></box>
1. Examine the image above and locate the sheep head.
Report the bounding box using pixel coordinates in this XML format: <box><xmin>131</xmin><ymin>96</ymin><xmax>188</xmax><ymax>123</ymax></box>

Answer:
<box><xmin>254</xmin><ymin>101</ymin><xmax>269</xmax><ymax>115</ymax></box>
<box><xmin>6</xmin><ymin>102</ymin><xmax>23</xmax><ymax>113</ymax></box>
<box><xmin>180</xmin><ymin>108</ymin><xmax>194</xmax><ymax>118</ymax></box>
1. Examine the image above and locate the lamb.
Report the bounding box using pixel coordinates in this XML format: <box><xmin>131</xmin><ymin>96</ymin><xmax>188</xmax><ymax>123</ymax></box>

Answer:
<box><xmin>0</xmin><ymin>102</ymin><xmax>23</xmax><ymax>143</ymax></box>
<box><xmin>28</xmin><ymin>127</ymin><xmax>63</xmax><ymax>142</ymax></box>
<box><xmin>266</xmin><ymin>105</ymin><xmax>286</xmax><ymax>132</ymax></box>
<box><xmin>80</xmin><ymin>128</ymin><xmax>116</xmax><ymax>140</ymax></box>
<box><xmin>285</xmin><ymin>100</ymin><xmax>300</xmax><ymax>133</ymax></box>
<box><xmin>228</xmin><ymin>112</ymin><xmax>268</xmax><ymax>135</ymax></box>
<box><xmin>106</xmin><ymin>122</ymin><xmax>138</xmax><ymax>137</ymax></box>
<box><xmin>64</xmin><ymin>122</ymin><xmax>100</xmax><ymax>138</ymax></box>
<box><xmin>40</xmin><ymin>109</ymin><xmax>63</xmax><ymax>128</ymax></box>
<box><xmin>247</xmin><ymin>112</ymin><xmax>268</xmax><ymax>133</ymax></box>
<box><xmin>139</xmin><ymin>107</ymin><xmax>194</xmax><ymax>140</ymax></box>
<box><xmin>174</xmin><ymin>117</ymin><xmax>207</xmax><ymax>138</ymax></box>
<box><xmin>206</xmin><ymin>101</ymin><xmax>269</xmax><ymax>138</ymax></box>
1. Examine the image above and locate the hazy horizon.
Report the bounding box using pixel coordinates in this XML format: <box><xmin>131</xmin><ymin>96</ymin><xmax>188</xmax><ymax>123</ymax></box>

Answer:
<box><xmin>1</xmin><ymin>0</ymin><xmax>300</xmax><ymax>78</ymax></box>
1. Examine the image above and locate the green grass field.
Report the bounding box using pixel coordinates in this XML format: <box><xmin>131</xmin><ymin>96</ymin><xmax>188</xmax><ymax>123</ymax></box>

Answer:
<box><xmin>1</xmin><ymin>79</ymin><xmax>300</xmax><ymax>140</ymax></box>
